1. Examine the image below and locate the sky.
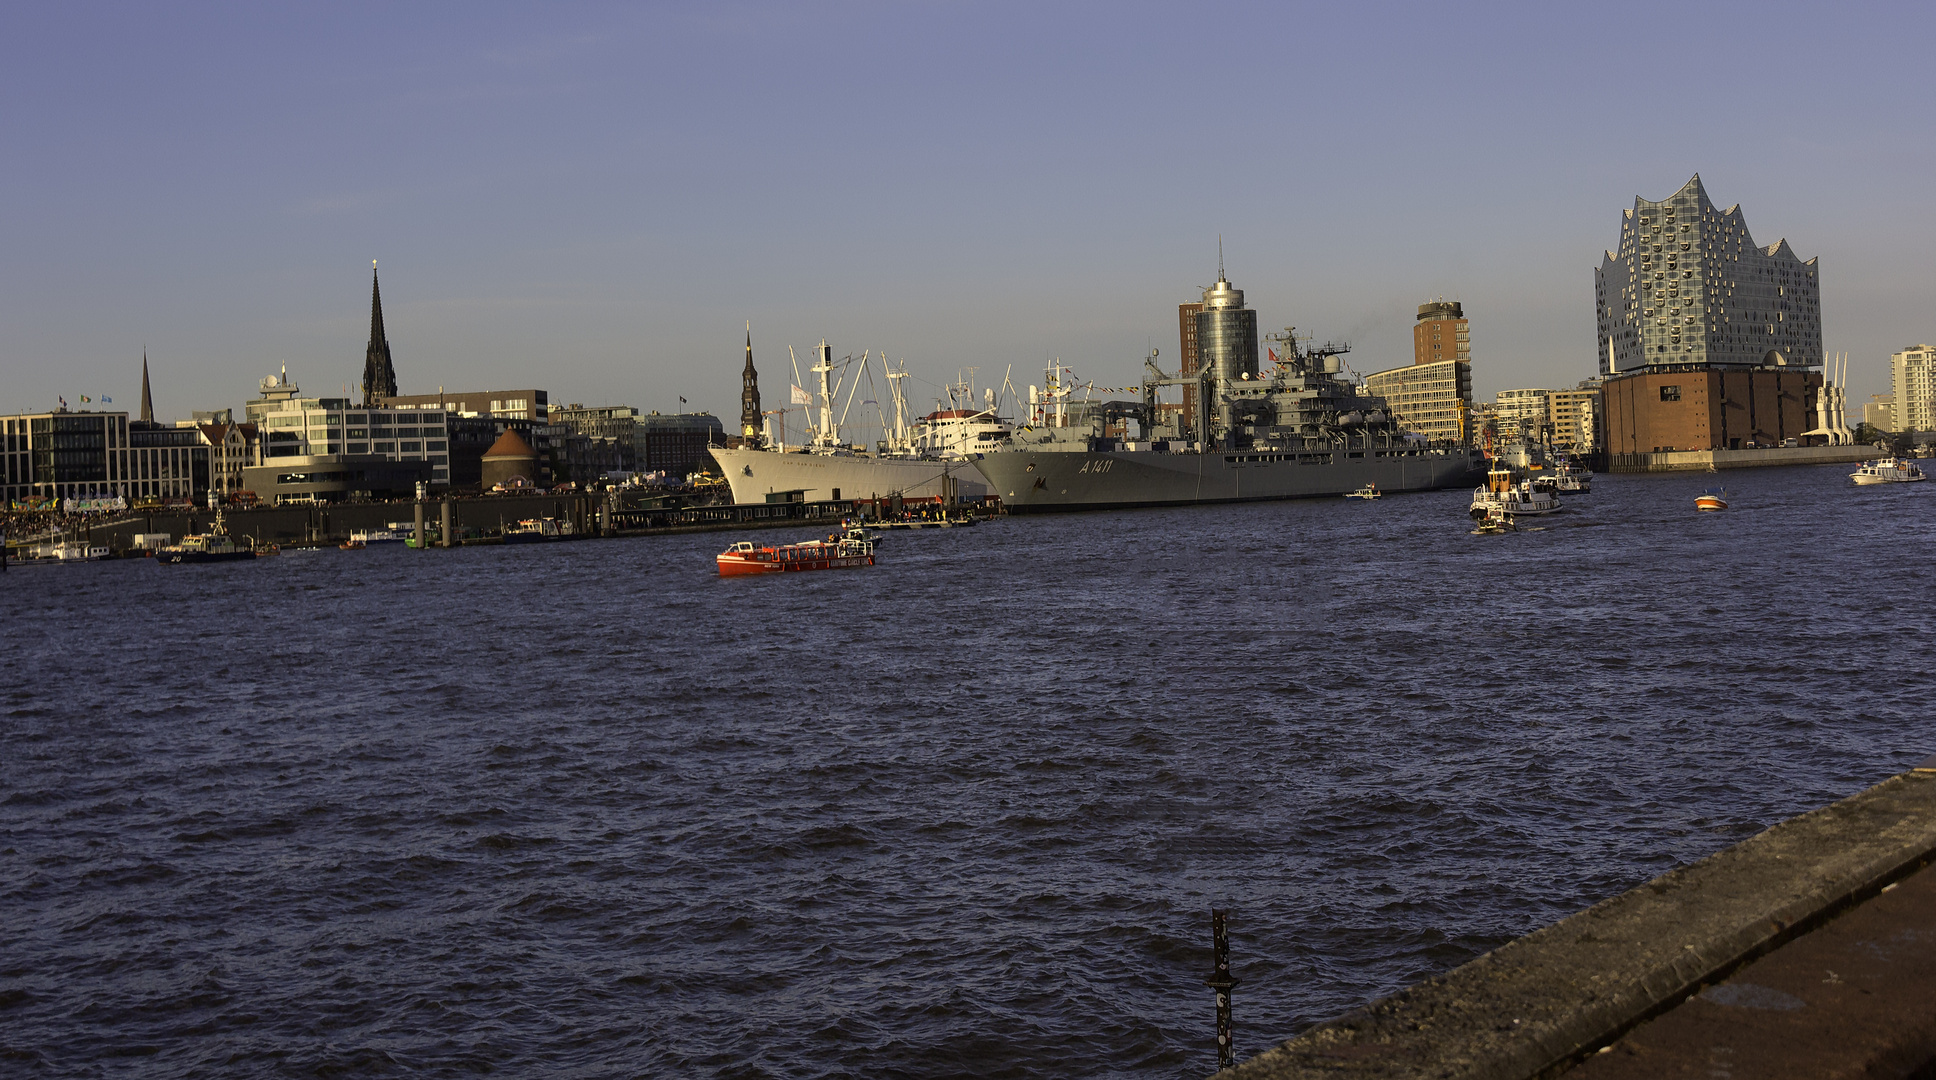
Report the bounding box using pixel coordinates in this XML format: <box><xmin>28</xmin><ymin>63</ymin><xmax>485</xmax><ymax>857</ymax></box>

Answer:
<box><xmin>3</xmin><ymin>1</ymin><xmax>1932</xmax><ymax>425</ymax></box>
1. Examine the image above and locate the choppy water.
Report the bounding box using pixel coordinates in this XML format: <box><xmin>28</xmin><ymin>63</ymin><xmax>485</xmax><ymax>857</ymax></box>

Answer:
<box><xmin>3</xmin><ymin>464</ymin><xmax>1931</xmax><ymax>1078</ymax></box>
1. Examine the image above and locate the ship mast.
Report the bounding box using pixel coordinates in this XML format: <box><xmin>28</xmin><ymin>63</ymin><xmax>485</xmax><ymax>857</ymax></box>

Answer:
<box><xmin>811</xmin><ymin>340</ymin><xmax>838</xmax><ymax>450</ymax></box>
<box><xmin>885</xmin><ymin>360</ymin><xmax>911</xmax><ymax>453</ymax></box>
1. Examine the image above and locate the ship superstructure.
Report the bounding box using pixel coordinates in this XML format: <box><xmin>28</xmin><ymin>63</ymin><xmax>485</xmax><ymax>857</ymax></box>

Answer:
<box><xmin>974</xmin><ymin>271</ymin><xmax>1485</xmax><ymax>511</ymax></box>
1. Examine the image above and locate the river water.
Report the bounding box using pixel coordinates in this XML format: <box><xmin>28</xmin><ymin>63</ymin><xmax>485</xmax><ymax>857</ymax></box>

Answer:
<box><xmin>3</xmin><ymin>463</ymin><xmax>1930</xmax><ymax>1078</ymax></box>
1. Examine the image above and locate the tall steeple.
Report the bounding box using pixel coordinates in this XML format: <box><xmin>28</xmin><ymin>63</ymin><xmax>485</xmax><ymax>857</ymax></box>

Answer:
<box><xmin>139</xmin><ymin>350</ymin><xmax>154</xmax><ymax>424</ymax></box>
<box><xmin>362</xmin><ymin>261</ymin><xmax>398</xmax><ymax>406</ymax></box>
<box><xmin>740</xmin><ymin>322</ymin><xmax>763</xmax><ymax>445</ymax></box>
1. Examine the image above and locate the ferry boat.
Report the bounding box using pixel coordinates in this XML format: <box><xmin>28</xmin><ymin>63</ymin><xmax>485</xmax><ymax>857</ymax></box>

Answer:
<box><xmin>1344</xmin><ymin>483</ymin><xmax>1382</xmax><ymax>501</ymax></box>
<box><xmin>1850</xmin><ymin>458</ymin><xmax>1926</xmax><ymax>485</ymax></box>
<box><xmin>716</xmin><ymin>534</ymin><xmax>876</xmax><ymax>576</ymax></box>
<box><xmin>1469</xmin><ymin>463</ymin><xmax>1560</xmax><ymax>519</ymax></box>
<box><xmin>53</xmin><ymin>541</ymin><xmax>112</xmax><ymax>561</ymax></box>
<box><xmin>1696</xmin><ymin>488</ymin><xmax>1729</xmax><ymax>512</ymax></box>
<box><xmin>157</xmin><ymin>532</ymin><xmax>256</xmax><ymax>563</ymax></box>
<box><xmin>348</xmin><ymin>529</ymin><xmax>406</xmax><ymax>545</ymax></box>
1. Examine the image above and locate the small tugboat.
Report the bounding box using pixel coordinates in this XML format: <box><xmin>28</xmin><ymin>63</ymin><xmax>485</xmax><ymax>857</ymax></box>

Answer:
<box><xmin>1850</xmin><ymin>457</ymin><xmax>1927</xmax><ymax>485</ymax></box>
<box><xmin>717</xmin><ymin>534</ymin><xmax>876</xmax><ymax>576</ymax></box>
<box><xmin>1471</xmin><ymin>504</ymin><xmax>1516</xmax><ymax>534</ymax></box>
<box><xmin>1695</xmin><ymin>488</ymin><xmax>1729</xmax><ymax>512</ymax></box>
<box><xmin>157</xmin><ymin>509</ymin><xmax>258</xmax><ymax>564</ymax></box>
<box><xmin>1344</xmin><ymin>483</ymin><xmax>1382</xmax><ymax>501</ymax></box>
<box><xmin>1470</xmin><ymin>463</ymin><xmax>1560</xmax><ymax>519</ymax></box>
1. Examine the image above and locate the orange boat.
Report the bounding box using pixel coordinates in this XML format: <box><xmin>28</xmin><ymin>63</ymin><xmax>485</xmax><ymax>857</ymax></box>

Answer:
<box><xmin>1695</xmin><ymin>488</ymin><xmax>1728</xmax><ymax>512</ymax></box>
<box><xmin>717</xmin><ymin>535</ymin><xmax>874</xmax><ymax>576</ymax></box>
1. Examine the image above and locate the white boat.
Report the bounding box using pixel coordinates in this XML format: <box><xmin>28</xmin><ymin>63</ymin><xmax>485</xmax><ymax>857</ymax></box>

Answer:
<box><xmin>1696</xmin><ymin>488</ymin><xmax>1729</xmax><ymax>512</ymax></box>
<box><xmin>349</xmin><ymin>529</ymin><xmax>406</xmax><ymax>545</ymax></box>
<box><xmin>1344</xmin><ymin>483</ymin><xmax>1382</xmax><ymax>500</ymax></box>
<box><xmin>53</xmin><ymin>541</ymin><xmax>112</xmax><ymax>561</ymax></box>
<box><xmin>1470</xmin><ymin>463</ymin><xmax>1560</xmax><ymax>519</ymax></box>
<box><xmin>1850</xmin><ymin>458</ymin><xmax>1926</xmax><ymax>485</ymax></box>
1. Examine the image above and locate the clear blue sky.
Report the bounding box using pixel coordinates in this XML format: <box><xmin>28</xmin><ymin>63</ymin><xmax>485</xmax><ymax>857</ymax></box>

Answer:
<box><xmin>4</xmin><ymin>1</ymin><xmax>1930</xmax><ymax>422</ymax></box>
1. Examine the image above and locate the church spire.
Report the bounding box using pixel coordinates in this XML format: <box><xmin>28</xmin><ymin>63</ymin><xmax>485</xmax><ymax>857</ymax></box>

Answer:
<box><xmin>362</xmin><ymin>261</ymin><xmax>398</xmax><ymax>406</ymax></box>
<box><xmin>139</xmin><ymin>350</ymin><xmax>154</xmax><ymax>424</ymax></box>
<box><xmin>740</xmin><ymin>322</ymin><xmax>763</xmax><ymax>445</ymax></box>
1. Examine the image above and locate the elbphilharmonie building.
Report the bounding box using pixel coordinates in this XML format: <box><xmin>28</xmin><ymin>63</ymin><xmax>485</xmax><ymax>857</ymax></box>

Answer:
<box><xmin>1594</xmin><ymin>175</ymin><xmax>1822</xmax><ymax>375</ymax></box>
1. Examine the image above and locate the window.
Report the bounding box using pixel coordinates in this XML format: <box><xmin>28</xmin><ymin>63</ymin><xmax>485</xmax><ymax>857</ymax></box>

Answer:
<box><xmin>1660</xmin><ymin>385</ymin><xmax>1682</xmax><ymax>402</ymax></box>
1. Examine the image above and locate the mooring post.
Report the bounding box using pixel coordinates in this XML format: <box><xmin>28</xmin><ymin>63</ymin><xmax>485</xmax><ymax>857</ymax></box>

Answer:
<box><xmin>441</xmin><ymin>498</ymin><xmax>454</xmax><ymax>548</ymax></box>
<box><xmin>1206</xmin><ymin>908</ymin><xmax>1237</xmax><ymax>1071</ymax></box>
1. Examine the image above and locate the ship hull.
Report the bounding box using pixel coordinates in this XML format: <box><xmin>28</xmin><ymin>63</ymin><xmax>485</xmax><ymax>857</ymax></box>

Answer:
<box><xmin>711</xmin><ymin>447</ymin><xmax>990</xmax><ymax>504</ymax></box>
<box><xmin>973</xmin><ymin>447</ymin><xmax>1485</xmax><ymax>512</ymax></box>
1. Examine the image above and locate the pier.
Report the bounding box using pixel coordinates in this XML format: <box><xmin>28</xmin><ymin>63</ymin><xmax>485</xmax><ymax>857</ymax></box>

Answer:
<box><xmin>1212</xmin><ymin>759</ymin><xmax>1936</xmax><ymax>1079</ymax></box>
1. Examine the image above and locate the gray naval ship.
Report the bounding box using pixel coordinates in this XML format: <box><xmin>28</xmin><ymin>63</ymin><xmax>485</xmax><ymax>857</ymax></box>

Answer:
<box><xmin>973</xmin><ymin>272</ymin><xmax>1486</xmax><ymax>512</ymax></box>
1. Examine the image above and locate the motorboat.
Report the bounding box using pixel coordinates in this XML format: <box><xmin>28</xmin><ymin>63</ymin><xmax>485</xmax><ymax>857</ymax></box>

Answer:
<box><xmin>1850</xmin><ymin>458</ymin><xmax>1926</xmax><ymax>485</ymax></box>
<box><xmin>717</xmin><ymin>535</ymin><xmax>875</xmax><ymax>576</ymax></box>
<box><xmin>1696</xmin><ymin>488</ymin><xmax>1729</xmax><ymax>512</ymax></box>
<box><xmin>1470</xmin><ymin>463</ymin><xmax>1560</xmax><ymax>519</ymax></box>
<box><xmin>1344</xmin><ymin>483</ymin><xmax>1382</xmax><ymax>501</ymax></box>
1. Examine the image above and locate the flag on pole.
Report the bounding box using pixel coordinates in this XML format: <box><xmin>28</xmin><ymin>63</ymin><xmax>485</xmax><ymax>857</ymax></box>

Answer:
<box><xmin>102</xmin><ymin>396</ymin><xmax>111</xmax><ymax>403</ymax></box>
<box><xmin>80</xmin><ymin>395</ymin><xmax>91</xmax><ymax>403</ymax></box>
<box><xmin>791</xmin><ymin>384</ymin><xmax>812</xmax><ymax>405</ymax></box>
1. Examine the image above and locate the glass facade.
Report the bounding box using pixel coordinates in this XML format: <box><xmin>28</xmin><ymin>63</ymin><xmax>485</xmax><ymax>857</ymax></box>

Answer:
<box><xmin>1595</xmin><ymin>175</ymin><xmax>1823</xmax><ymax>375</ymax></box>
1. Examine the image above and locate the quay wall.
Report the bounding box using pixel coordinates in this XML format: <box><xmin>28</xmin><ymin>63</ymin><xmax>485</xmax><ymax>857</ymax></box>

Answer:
<box><xmin>60</xmin><ymin>497</ymin><xmax>855</xmax><ymax>551</ymax></box>
<box><xmin>1606</xmin><ymin>445</ymin><xmax>1873</xmax><ymax>474</ymax></box>
<box><xmin>1215</xmin><ymin>761</ymin><xmax>1936</xmax><ymax>1080</ymax></box>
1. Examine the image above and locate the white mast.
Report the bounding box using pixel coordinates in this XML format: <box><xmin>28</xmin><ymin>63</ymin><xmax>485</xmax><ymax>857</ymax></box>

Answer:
<box><xmin>812</xmin><ymin>340</ymin><xmax>837</xmax><ymax>450</ymax></box>
<box><xmin>885</xmin><ymin>359</ymin><xmax>911</xmax><ymax>453</ymax></box>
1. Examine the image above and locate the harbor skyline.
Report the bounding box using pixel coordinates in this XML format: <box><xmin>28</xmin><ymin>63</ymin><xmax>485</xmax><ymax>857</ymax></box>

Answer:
<box><xmin>4</xmin><ymin>4</ymin><xmax>1934</xmax><ymax>427</ymax></box>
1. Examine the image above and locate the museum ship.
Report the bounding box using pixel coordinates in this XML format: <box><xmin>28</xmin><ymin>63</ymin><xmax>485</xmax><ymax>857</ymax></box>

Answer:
<box><xmin>711</xmin><ymin>341</ymin><xmax>1009</xmax><ymax>505</ymax></box>
<box><xmin>971</xmin><ymin>272</ymin><xmax>1485</xmax><ymax>512</ymax></box>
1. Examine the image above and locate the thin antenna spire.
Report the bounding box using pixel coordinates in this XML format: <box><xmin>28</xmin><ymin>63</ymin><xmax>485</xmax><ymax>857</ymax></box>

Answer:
<box><xmin>1218</xmin><ymin>235</ymin><xmax>1225</xmax><ymax>279</ymax></box>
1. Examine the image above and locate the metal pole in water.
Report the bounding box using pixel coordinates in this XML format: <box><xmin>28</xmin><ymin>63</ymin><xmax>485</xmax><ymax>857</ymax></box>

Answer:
<box><xmin>1205</xmin><ymin>908</ymin><xmax>1237</xmax><ymax>1071</ymax></box>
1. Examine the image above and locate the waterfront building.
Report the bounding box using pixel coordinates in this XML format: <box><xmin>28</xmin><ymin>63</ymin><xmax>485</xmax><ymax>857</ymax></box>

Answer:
<box><xmin>249</xmin><ymin>368</ymin><xmax>451</xmax><ymax>486</ymax></box>
<box><xmin>1192</xmin><ymin>273</ymin><xmax>1258</xmax><ymax>443</ymax></box>
<box><xmin>1414</xmin><ymin>300</ymin><xmax>1469</xmax><ymax>366</ymax></box>
<box><xmin>636</xmin><ymin>411</ymin><xmax>724</xmax><ymax>476</ymax></box>
<box><xmin>382</xmin><ymin>388</ymin><xmax>548</xmax><ymax>420</ymax></box>
<box><xmin>1595</xmin><ymin>175</ymin><xmax>1823</xmax><ymax>375</ymax></box>
<box><xmin>1890</xmin><ymin>345</ymin><xmax>1934</xmax><ymax>432</ymax></box>
<box><xmin>240</xmin><ymin>456</ymin><xmax>431</xmax><ymax>505</ymax></box>
<box><xmin>1177</xmin><ymin>300</ymin><xmax>1204</xmax><ymax>437</ymax></box>
<box><xmin>362</xmin><ymin>266</ymin><xmax>399</xmax><ymax>407</ymax></box>
<box><xmin>1864</xmin><ymin>393</ymin><xmax>1896</xmax><ymax>432</ymax></box>
<box><xmin>551</xmin><ymin>404</ymin><xmax>644</xmax><ymax>472</ymax></box>
<box><xmin>1495</xmin><ymin>388</ymin><xmax>1552</xmax><ymax>441</ymax></box>
<box><xmin>1602</xmin><ymin>365</ymin><xmax>1820</xmax><ymax>456</ymax></box>
<box><xmin>480</xmin><ymin>429</ymin><xmax>540</xmax><ymax>490</ymax></box>
<box><xmin>1546</xmin><ymin>387</ymin><xmax>1602</xmax><ymax>453</ymax></box>
<box><xmin>1361</xmin><ymin>301</ymin><xmax>1475</xmax><ymax>445</ymax></box>
<box><xmin>2</xmin><ymin>410</ymin><xmax>194</xmax><ymax>506</ymax></box>
<box><xmin>1362</xmin><ymin>359</ymin><xmax>1471</xmax><ymax>444</ymax></box>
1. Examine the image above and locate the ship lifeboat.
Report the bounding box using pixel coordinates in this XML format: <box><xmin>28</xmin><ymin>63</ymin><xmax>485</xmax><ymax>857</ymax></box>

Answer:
<box><xmin>716</xmin><ymin>536</ymin><xmax>875</xmax><ymax>577</ymax></box>
<box><xmin>1695</xmin><ymin>488</ymin><xmax>1728</xmax><ymax>512</ymax></box>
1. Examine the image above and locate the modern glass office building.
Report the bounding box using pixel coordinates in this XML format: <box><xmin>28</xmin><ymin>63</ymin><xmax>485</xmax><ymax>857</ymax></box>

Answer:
<box><xmin>1595</xmin><ymin>175</ymin><xmax>1822</xmax><ymax>375</ymax></box>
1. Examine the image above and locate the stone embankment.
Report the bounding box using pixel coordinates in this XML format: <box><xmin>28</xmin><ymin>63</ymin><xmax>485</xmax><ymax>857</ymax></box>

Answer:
<box><xmin>1215</xmin><ymin>760</ymin><xmax>1936</xmax><ymax>1079</ymax></box>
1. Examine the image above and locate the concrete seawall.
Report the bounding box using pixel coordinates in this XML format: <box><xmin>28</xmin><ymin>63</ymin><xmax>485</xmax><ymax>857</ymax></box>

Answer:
<box><xmin>1216</xmin><ymin>762</ymin><xmax>1936</xmax><ymax>1079</ymax></box>
<box><xmin>1607</xmin><ymin>445</ymin><xmax>1874</xmax><ymax>474</ymax></box>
